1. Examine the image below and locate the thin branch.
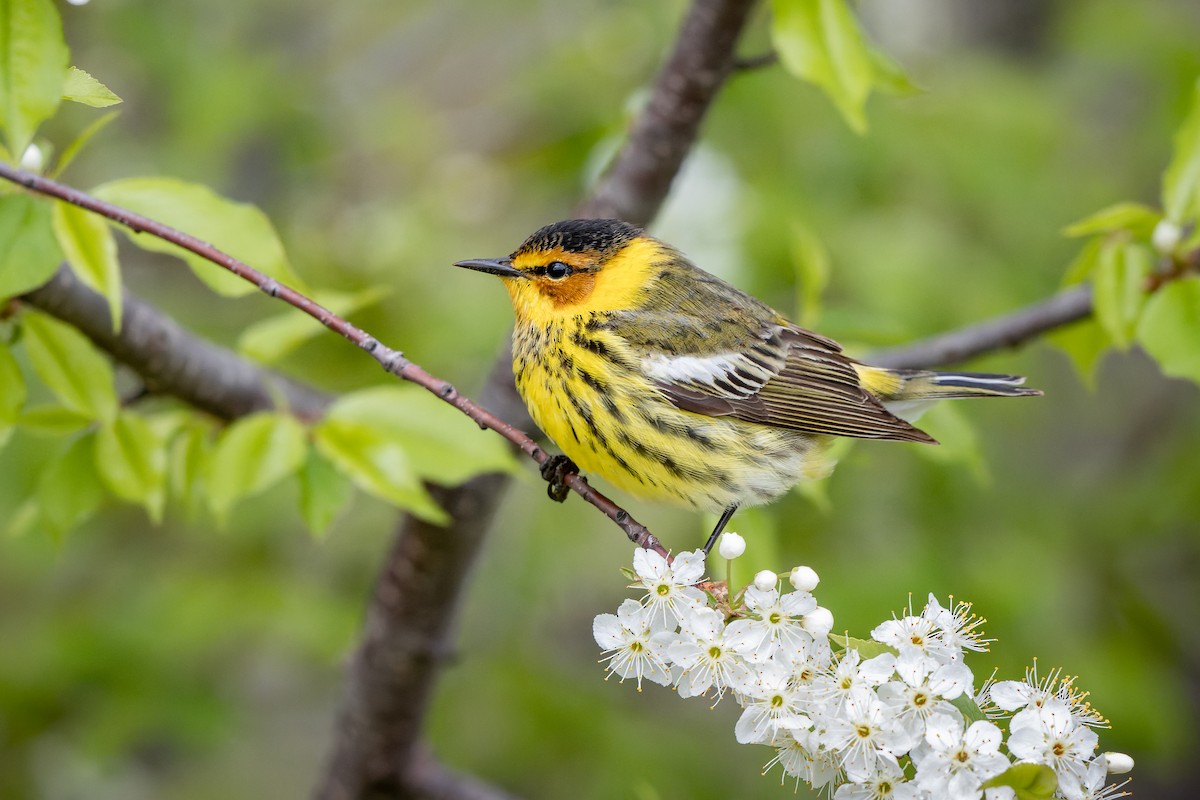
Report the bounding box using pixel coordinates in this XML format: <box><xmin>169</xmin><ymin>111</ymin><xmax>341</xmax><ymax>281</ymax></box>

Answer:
<box><xmin>0</xmin><ymin>161</ymin><xmax>666</xmax><ymax>558</ymax></box>
<box><xmin>732</xmin><ymin>51</ymin><xmax>778</xmax><ymax>71</ymax></box>
<box><xmin>868</xmin><ymin>284</ymin><xmax>1093</xmax><ymax>370</ymax></box>
<box><xmin>318</xmin><ymin>0</ymin><xmax>764</xmax><ymax>796</ymax></box>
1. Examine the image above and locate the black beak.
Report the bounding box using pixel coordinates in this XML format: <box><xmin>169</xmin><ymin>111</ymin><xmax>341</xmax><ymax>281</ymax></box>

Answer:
<box><xmin>452</xmin><ymin>257</ymin><xmax>524</xmax><ymax>278</ymax></box>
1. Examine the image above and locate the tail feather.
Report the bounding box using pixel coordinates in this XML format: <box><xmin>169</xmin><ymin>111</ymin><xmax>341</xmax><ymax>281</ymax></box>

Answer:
<box><xmin>854</xmin><ymin>366</ymin><xmax>1042</xmax><ymax>425</ymax></box>
<box><xmin>913</xmin><ymin>370</ymin><xmax>1042</xmax><ymax>399</ymax></box>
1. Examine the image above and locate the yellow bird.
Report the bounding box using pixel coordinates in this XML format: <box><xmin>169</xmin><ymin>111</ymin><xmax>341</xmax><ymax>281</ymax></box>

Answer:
<box><xmin>454</xmin><ymin>219</ymin><xmax>1040</xmax><ymax>551</ymax></box>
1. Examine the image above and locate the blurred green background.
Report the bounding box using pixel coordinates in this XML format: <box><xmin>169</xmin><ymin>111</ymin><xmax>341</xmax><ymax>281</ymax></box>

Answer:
<box><xmin>2</xmin><ymin>0</ymin><xmax>1199</xmax><ymax>797</ymax></box>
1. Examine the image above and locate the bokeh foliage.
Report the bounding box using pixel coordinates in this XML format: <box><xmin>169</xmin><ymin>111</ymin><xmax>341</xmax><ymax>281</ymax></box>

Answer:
<box><xmin>1</xmin><ymin>0</ymin><xmax>1199</xmax><ymax>798</ymax></box>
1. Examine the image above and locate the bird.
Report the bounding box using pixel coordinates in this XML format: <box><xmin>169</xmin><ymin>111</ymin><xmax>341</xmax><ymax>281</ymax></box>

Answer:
<box><xmin>453</xmin><ymin>218</ymin><xmax>1041</xmax><ymax>553</ymax></box>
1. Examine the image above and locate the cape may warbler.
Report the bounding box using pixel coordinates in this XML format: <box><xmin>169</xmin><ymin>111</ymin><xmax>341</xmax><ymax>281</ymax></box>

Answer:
<box><xmin>455</xmin><ymin>219</ymin><xmax>1040</xmax><ymax>550</ymax></box>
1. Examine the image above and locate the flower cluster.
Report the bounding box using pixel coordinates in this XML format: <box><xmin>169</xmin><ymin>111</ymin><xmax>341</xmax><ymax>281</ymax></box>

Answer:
<box><xmin>593</xmin><ymin>544</ymin><xmax>1133</xmax><ymax>799</ymax></box>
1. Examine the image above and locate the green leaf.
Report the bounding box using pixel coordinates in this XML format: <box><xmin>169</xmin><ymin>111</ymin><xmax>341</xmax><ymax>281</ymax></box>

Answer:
<box><xmin>1062</xmin><ymin>202</ymin><xmax>1161</xmax><ymax>239</ymax></box>
<box><xmin>1136</xmin><ymin>277</ymin><xmax>1200</xmax><ymax>385</ymax></box>
<box><xmin>61</xmin><ymin>66</ymin><xmax>121</xmax><ymax>108</ymax></box>
<box><xmin>0</xmin><ymin>194</ymin><xmax>61</xmax><ymax>299</ymax></box>
<box><xmin>770</xmin><ymin>0</ymin><xmax>883</xmax><ymax>134</ymax></box>
<box><xmin>51</xmin><ymin>109</ymin><xmax>118</xmax><ymax>178</ymax></box>
<box><xmin>237</xmin><ymin>286</ymin><xmax>390</xmax><ymax>364</ymax></box>
<box><xmin>91</xmin><ymin>177</ymin><xmax>304</xmax><ymax>297</ymax></box>
<box><xmin>168</xmin><ymin>418</ymin><xmax>213</xmax><ymax>519</ymax></box>
<box><xmin>867</xmin><ymin>47</ymin><xmax>921</xmax><ymax>97</ymax></box>
<box><xmin>21</xmin><ymin>309</ymin><xmax>117</xmax><ymax>421</ymax></box>
<box><xmin>1163</xmin><ymin>79</ymin><xmax>1200</xmax><ymax>223</ymax></box>
<box><xmin>789</xmin><ymin>222</ymin><xmax>829</xmax><ymax>327</ymax></box>
<box><xmin>1046</xmin><ymin>318</ymin><xmax>1108</xmax><ymax>390</ymax></box>
<box><xmin>38</xmin><ymin>431</ymin><xmax>105</xmax><ymax>537</ymax></box>
<box><xmin>1060</xmin><ymin>236</ymin><xmax>1104</xmax><ymax>287</ymax></box>
<box><xmin>313</xmin><ymin>410</ymin><xmax>447</xmax><ymax>524</ymax></box>
<box><xmin>324</xmin><ymin>385</ymin><xmax>518</xmax><ymax>486</ymax></box>
<box><xmin>950</xmin><ymin>692</ymin><xmax>988</xmax><ymax>725</ymax></box>
<box><xmin>0</xmin><ymin>341</ymin><xmax>24</xmax><ymax>423</ymax></box>
<box><xmin>51</xmin><ymin>200</ymin><xmax>122</xmax><ymax>330</ymax></box>
<box><xmin>1092</xmin><ymin>240</ymin><xmax>1151</xmax><ymax>349</ymax></box>
<box><xmin>981</xmin><ymin>763</ymin><xmax>1058</xmax><ymax>800</ymax></box>
<box><xmin>298</xmin><ymin>447</ymin><xmax>351</xmax><ymax>538</ymax></box>
<box><xmin>94</xmin><ymin>410</ymin><xmax>167</xmax><ymax>523</ymax></box>
<box><xmin>15</xmin><ymin>403</ymin><xmax>92</xmax><ymax>434</ymax></box>
<box><xmin>0</xmin><ymin>341</ymin><xmax>22</xmax><ymax>449</ymax></box>
<box><xmin>205</xmin><ymin>411</ymin><xmax>308</xmax><ymax>522</ymax></box>
<box><xmin>0</xmin><ymin>0</ymin><xmax>69</xmax><ymax>154</ymax></box>
<box><xmin>5</xmin><ymin>498</ymin><xmax>38</xmax><ymax>538</ymax></box>
<box><xmin>829</xmin><ymin>634</ymin><xmax>897</xmax><ymax>661</ymax></box>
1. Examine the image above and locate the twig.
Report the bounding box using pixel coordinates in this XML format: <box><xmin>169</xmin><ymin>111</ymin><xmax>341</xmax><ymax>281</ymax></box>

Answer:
<box><xmin>0</xmin><ymin>161</ymin><xmax>665</xmax><ymax>558</ymax></box>
<box><xmin>318</xmin><ymin>0</ymin><xmax>763</xmax><ymax>796</ymax></box>
<box><xmin>732</xmin><ymin>51</ymin><xmax>778</xmax><ymax>71</ymax></box>
<box><xmin>868</xmin><ymin>285</ymin><xmax>1093</xmax><ymax>370</ymax></box>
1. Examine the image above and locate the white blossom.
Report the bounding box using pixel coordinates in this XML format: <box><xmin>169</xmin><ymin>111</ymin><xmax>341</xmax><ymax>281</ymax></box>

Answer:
<box><xmin>833</xmin><ymin>757</ymin><xmax>923</xmax><ymax>800</ymax></box>
<box><xmin>667</xmin><ymin>606</ymin><xmax>757</xmax><ymax>700</ymax></box>
<box><xmin>595</xmin><ymin>551</ymin><xmax>1132</xmax><ymax>800</ymax></box>
<box><xmin>753</xmin><ymin>569</ymin><xmax>778</xmax><ymax>592</ymax></box>
<box><xmin>822</xmin><ymin>687</ymin><xmax>909</xmax><ymax>782</ymax></box>
<box><xmin>593</xmin><ymin>599</ymin><xmax>673</xmax><ymax>689</ymax></box>
<box><xmin>911</xmin><ymin>715</ymin><xmax>1009</xmax><ymax>800</ymax></box>
<box><xmin>735</xmin><ymin>661</ymin><xmax>812</xmax><ymax>744</ymax></box>
<box><xmin>790</xmin><ymin>565</ymin><xmax>821</xmax><ymax>592</ymax></box>
<box><xmin>631</xmin><ymin>547</ymin><xmax>706</xmax><ymax>630</ymax></box>
<box><xmin>717</xmin><ymin>531</ymin><xmax>746</xmax><ymax>559</ymax></box>
<box><xmin>1008</xmin><ymin>699</ymin><xmax>1100</xmax><ymax>798</ymax></box>
<box><xmin>741</xmin><ymin>583</ymin><xmax>817</xmax><ymax>660</ymax></box>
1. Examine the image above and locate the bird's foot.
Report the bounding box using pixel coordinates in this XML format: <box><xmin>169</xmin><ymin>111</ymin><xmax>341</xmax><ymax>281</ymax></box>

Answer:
<box><xmin>539</xmin><ymin>455</ymin><xmax>579</xmax><ymax>503</ymax></box>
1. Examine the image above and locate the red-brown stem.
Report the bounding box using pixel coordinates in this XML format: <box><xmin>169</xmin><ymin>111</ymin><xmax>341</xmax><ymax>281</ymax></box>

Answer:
<box><xmin>0</xmin><ymin>162</ymin><xmax>669</xmax><ymax>559</ymax></box>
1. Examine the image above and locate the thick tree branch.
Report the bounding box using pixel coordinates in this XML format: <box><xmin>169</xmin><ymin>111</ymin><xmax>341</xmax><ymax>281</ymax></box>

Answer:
<box><xmin>0</xmin><ymin>160</ymin><xmax>664</xmax><ymax>556</ymax></box>
<box><xmin>1</xmin><ymin>1</ymin><xmax>1130</xmax><ymax>797</ymax></box>
<box><xmin>318</xmin><ymin>0</ymin><xmax>762</xmax><ymax>797</ymax></box>
<box><xmin>576</xmin><ymin>0</ymin><xmax>758</xmax><ymax>225</ymax></box>
<box><xmin>22</xmin><ymin>265</ymin><xmax>331</xmax><ymax>421</ymax></box>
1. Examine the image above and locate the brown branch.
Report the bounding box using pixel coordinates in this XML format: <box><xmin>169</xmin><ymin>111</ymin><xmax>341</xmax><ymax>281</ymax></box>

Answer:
<box><xmin>867</xmin><ymin>284</ymin><xmax>1093</xmax><ymax>370</ymax></box>
<box><xmin>732</xmin><ymin>51</ymin><xmax>779</xmax><ymax>71</ymax></box>
<box><xmin>317</xmin><ymin>0</ymin><xmax>763</xmax><ymax>797</ymax></box>
<box><xmin>576</xmin><ymin>0</ymin><xmax>758</xmax><ymax>225</ymax></box>
<box><xmin>22</xmin><ymin>265</ymin><xmax>331</xmax><ymax>421</ymax></box>
<box><xmin>0</xmin><ymin>161</ymin><xmax>665</xmax><ymax>558</ymax></box>
<box><xmin>403</xmin><ymin>746</ymin><xmax>523</xmax><ymax>800</ymax></box>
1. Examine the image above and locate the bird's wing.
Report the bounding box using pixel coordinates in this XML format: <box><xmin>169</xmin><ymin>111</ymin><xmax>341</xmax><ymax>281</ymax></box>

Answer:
<box><xmin>632</xmin><ymin>320</ymin><xmax>934</xmax><ymax>444</ymax></box>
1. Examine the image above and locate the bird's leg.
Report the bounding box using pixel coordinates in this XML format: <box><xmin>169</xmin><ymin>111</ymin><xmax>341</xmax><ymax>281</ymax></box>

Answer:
<box><xmin>703</xmin><ymin>504</ymin><xmax>739</xmax><ymax>555</ymax></box>
<box><xmin>539</xmin><ymin>454</ymin><xmax>579</xmax><ymax>503</ymax></box>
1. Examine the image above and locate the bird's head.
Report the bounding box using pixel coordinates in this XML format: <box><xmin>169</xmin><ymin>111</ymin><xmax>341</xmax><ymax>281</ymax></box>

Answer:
<box><xmin>453</xmin><ymin>219</ymin><xmax>665</xmax><ymax>325</ymax></box>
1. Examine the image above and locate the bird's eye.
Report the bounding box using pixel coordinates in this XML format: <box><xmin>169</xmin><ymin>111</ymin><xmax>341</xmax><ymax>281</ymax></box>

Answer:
<box><xmin>545</xmin><ymin>260</ymin><xmax>572</xmax><ymax>280</ymax></box>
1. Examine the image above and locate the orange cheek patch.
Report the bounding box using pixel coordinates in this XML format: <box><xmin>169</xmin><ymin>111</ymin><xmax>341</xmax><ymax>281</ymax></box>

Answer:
<box><xmin>538</xmin><ymin>272</ymin><xmax>597</xmax><ymax>308</ymax></box>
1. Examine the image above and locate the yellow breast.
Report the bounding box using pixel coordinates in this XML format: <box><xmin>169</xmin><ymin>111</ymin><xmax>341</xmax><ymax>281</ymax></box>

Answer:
<box><xmin>510</xmin><ymin>315</ymin><xmax>832</xmax><ymax>513</ymax></box>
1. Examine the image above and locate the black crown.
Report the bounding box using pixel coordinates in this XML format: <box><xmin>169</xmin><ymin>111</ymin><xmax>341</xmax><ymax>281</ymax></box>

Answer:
<box><xmin>514</xmin><ymin>219</ymin><xmax>642</xmax><ymax>258</ymax></box>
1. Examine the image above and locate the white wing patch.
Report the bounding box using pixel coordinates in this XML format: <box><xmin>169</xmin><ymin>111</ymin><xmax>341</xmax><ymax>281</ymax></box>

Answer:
<box><xmin>642</xmin><ymin>351</ymin><xmax>776</xmax><ymax>399</ymax></box>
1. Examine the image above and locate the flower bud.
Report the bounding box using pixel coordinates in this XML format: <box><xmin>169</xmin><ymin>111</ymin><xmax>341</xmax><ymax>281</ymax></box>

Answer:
<box><xmin>789</xmin><ymin>565</ymin><xmax>820</xmax><ymax>592</ymax></box>
<box><xmin>752</xmin><ymin>570</ymin><xmax>777</xmax><ymax>592</ymax></box>
<box><xmin>19</xmin><ymin>143</ymin><xmax>44</xmax><ymax>172</ymax></box>
<box><xmin>1103</xmin><ymin>752</ymin><xmax>1134</xmax><ymax>774</ymax></box>
<box><xmin>717</xmin><ymin>531</ymin><xmax>746</xmax><ymax>560</ymax></box>
<box><xmin>1152</xmin><ymin>219</ymin><xmax>1182</xmax><ymax>254</ymax></box>
<box><xmin>802</xmin><ymin>606</ymin><xmax>834</xmax><ymax>638</ymax></box>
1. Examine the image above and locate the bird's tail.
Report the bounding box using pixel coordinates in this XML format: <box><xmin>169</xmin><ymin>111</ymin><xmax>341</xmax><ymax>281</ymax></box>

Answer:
<box><xmin>855</xmin><ymin>366</ymin><xmax>1042</xmax><ymax>423</ymax></box>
